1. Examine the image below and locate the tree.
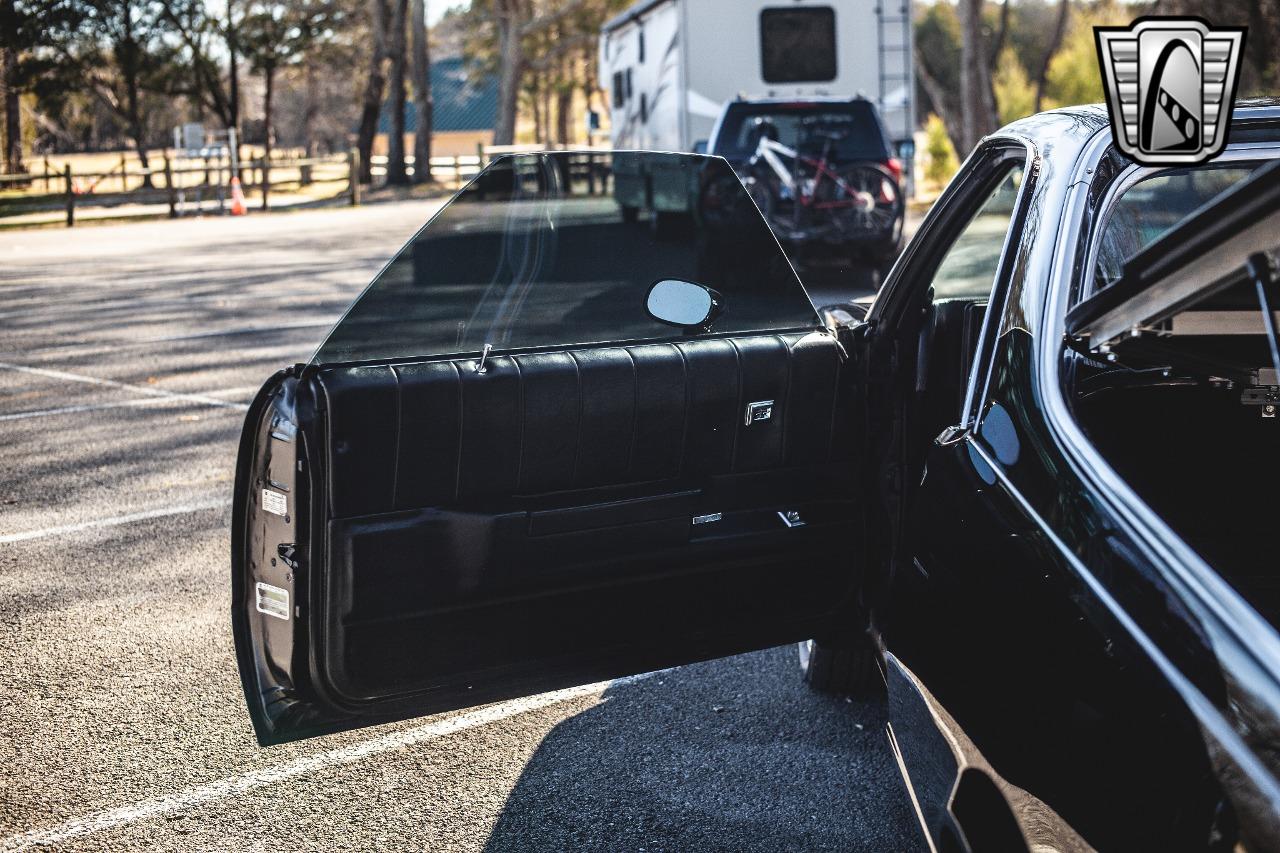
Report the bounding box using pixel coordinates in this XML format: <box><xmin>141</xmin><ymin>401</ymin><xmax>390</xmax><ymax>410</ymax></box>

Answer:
<box><xmin>465</xmin><ymin>0</ymin><xmax>628</xmax><ymax>146</ymax></box>
<box><xmin>491</xmin><ymin>0</ymin><xmax>523</xmax><ymax>145</ymax></box>
<box><xmin>924</xmin><ymin>113</ymin><xmax>958</xmax><ymax>186</ymax></box>
<box><xmin>955</xmin><ymin>0</ymin><xmax>999</xmax><ymax>154</ymax></box>
<box><xmin>70</xmin><ymin>1</ymin><xmax>185</xmax><ymax>185</ymax></box>
<box><xmin>385</xmin><ymin>0</ymin><xmax>409</xmax><ymax>184</ymax></box>
<box><xmin>158</xmin><ymin>0</ymin><xmax>241</xmax><ymax>136</ymax></box>
<box><xmin>993</xmin><ymin>46</ymin><xmax>1034</xmax><ymax>125</ymax></box>
<box><xmin>914</xmin><ymin>2</ymin><xmax>965</xmax><ymax>155</ymax></box>
<box><xmin>355</xmin><ymin>0</ymin><xmax>390</xmax><ymax>183</ymax></box>
<box><xmin>1043</xmin><ymin>4</ymin><xmax>1120</xmax><ymax>108</ymax></box>
<box><xmin>1033</xmin><ymin>0</ymin><xmax>1070</xmax><ymax>112</ymax></box>
<box><xmin>287</xmin><ymin>0</ymin><xmax>363</xmax><ymax>157</ymax></box>
<box><xmin>1</xmin><ymin>0</ymin><xmax>83</xmax><ymax>173</ymax></box>
<box><xmin>2</xmin><ymin>47</ymin><xmax>22</xmax><ymax>174</ymax></box>
<box><xmin>410</xmin><ymin>0</ymin><xmax>432</xmax><ymax>183</ymax></box>
<box><xmin>916</xmin><ymin>0</ymin><xmax>1080</xmax><ymax>153</ymax></box>
<box><xmin>241</xmin><ymin>2</ymin><xmax>297</xmax><ymax>173</ymax></box>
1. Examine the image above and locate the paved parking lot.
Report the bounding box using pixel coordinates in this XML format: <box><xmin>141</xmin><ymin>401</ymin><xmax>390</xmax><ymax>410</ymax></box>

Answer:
<box><xmin>0</xmin><ymin>204</ymin><xmax>921</xmax><ymax>851</ymax></box>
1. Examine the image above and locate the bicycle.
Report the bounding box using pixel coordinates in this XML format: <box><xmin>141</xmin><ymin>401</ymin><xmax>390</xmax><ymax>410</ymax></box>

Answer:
<box><xmin>743</xmin><ymin>124</ymin><xmax>904</xmax><ymax>250</ymax></box>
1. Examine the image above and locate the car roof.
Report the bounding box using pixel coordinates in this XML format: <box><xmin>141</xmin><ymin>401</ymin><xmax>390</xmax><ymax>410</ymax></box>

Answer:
<box><xmin>726</xmin><ymin>95</ymin><xmax>874</xmax><ymax>107</ymax></box>
<box><xmin>994</xmin><ymin>100</ymin><xmax>1280</xmax><ymax>153</ymax></box>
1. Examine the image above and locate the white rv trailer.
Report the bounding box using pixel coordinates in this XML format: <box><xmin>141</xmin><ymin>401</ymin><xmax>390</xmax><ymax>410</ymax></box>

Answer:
<box><xmin>599</xmin><ymin>0</ymin><xmax>915</xmax><ymax>153</ymax></box>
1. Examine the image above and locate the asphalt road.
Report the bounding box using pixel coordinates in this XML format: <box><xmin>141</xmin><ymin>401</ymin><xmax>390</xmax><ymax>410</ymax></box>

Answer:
<box><xmin>0</xmin><ymin>202</ymin><xmax>922</xmax><ymax>852</ymax></box>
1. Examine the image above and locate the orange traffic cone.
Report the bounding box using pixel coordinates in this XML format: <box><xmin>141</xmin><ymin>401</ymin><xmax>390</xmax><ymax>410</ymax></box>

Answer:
<box><xmin>229</xmin><ymin>176</ymin><xmax>247</xmax><ymax>216</ymax></box>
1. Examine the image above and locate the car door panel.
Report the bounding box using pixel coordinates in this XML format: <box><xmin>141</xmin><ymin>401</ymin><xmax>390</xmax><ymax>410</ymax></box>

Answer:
<box><xmin>236</xmin><ymin>329</ymin><xmax>859</xmax><ymax>744</ymax></box>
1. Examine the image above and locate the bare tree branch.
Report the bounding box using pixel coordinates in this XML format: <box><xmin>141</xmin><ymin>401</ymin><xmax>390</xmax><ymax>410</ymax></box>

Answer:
<box><xmin>1034</xmin><ymin>0</ymin><xmax>1070</xmax><ymax>112</ymax></box>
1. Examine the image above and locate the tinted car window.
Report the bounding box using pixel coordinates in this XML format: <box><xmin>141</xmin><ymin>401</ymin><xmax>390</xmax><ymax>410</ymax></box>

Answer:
<box><xmin>1093</xmin><ymin>163</ymin><xmax>1264</xmax><ymax>291</ymax></box>
<box><xmin>312</xmin><ymin>152</ymin><xmax>819</xmax><ymax>365</ymax></box>
<box><xmin>930</xmin><ymin>165</ymin><xmax>1024</xmax><ymax>300</ymax></box>
<box><xmin>760</xmin><ymin>7</ymin><xmax>836</xmax><ymax>83</ymax></box>
<box><xmin>711</xmin><ymin>102</ymin><xmax>889</xmax><ymax>163</ymax></box>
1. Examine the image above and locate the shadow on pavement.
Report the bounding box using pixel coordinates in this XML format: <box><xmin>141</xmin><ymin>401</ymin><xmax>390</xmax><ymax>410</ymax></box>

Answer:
<box><xmin>483</xmin><ymin>645</ymin><xmax>923</xmax><ymax>852</ymax></box>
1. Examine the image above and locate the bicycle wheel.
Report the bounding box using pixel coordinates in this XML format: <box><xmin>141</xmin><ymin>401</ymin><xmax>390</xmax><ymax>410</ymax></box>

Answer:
<box><xmin>813</xmin><ymin>163</ymin><xmax>904</xmax><ymax>242</ymax></box>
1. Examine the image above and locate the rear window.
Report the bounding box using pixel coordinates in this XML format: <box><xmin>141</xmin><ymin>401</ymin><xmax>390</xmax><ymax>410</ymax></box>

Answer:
<box><xmin>711</xmin><ymin>102</ymin><xmax>889</xmax><ymax>163</ymax></box>
<box><xmin>312</xmin><ymin>152</ymin><xmax>819</xmax><ymax>365</ymax></box>
<box><xmin>760</xmin><ymin>7</ymin><xmax>836</xmax><ymax>83</ymax></box>
<box><xmin>1093</xmin><ymin>162</ymin><xmax>1266</xmax><ymax>292</ymax></box>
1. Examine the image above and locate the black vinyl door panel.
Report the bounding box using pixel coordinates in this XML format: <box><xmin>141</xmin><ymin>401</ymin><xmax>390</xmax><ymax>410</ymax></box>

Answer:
<box><xmin>233</xmin><ymin>330</ymin><xmax>859</xmax><ymax>745</ymax></box>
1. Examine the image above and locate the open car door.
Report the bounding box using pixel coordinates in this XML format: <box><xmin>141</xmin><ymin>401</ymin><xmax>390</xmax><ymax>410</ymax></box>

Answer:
<box><xmin>232</xmin><ymin>152</ymin><xmax>863</xmax><ymax>745</ymax></box>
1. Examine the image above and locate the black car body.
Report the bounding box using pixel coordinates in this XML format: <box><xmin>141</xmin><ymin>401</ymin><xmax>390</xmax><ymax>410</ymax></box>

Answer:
<box><xmin>706</xmin><ymin>96</ymin><xmax>906</xmax><ymax>272</ymax></box>
<box><xmin>232</xmin><ymin>106</ymin><xmax>1280</xmax><ymax>851</ymax></box>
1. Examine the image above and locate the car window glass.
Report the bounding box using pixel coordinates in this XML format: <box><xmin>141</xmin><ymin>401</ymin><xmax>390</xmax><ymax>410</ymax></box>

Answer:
<box><xmin>312</xmin><ymin>152</ymin><xmax>819</xmax><ymax>365</ymax></box>
<box><xmin>930</xmin><ymin>165</ymin><xmax>1024</xmax><ymax>301</ymax></box>
<box><xmin>1092</xmin><ymin>163</ymin><xmax>1264</xmax><ymax>291</ymax></box>
<box><xmin>712</xmin><ymin>103</ymin><xmax>888</xmax><ymax>162</ymax></box>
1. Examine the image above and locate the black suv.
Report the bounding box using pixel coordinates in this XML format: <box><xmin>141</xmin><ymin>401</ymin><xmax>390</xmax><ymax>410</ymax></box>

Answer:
<box><xmin>707</xmin><ymin>96</ymin><xmax>905</xmax><ymax>276</ymax></box>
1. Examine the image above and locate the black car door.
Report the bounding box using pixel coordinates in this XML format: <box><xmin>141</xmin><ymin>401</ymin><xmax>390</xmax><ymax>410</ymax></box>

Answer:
<box><xmin>882</xmin><ymin>146</ymin><xmax>1236</xmax><ymax>850</ymax></box>
<box><xmin>232</xmin><ymin>152</ymin><xmax>864</xmax><ymax>745</ymax></box>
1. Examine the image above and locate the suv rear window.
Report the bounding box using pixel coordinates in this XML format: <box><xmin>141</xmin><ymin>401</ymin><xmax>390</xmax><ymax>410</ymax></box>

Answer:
<box><xmin>312</xmin><ymin>152</ymin><xmax>819</xmax><ymax>365</ymax></box>
<box><xmin>711</xmin><ymin>102</ymin><xmax>889</xmax><ymax>163</ymax></box>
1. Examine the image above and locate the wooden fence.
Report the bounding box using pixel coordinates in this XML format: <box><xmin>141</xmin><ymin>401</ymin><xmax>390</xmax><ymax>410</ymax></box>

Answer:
<box><xmin>0</xmin><ymin>144</ymin><xmax>615</xmax><ymax>227</ymax></box>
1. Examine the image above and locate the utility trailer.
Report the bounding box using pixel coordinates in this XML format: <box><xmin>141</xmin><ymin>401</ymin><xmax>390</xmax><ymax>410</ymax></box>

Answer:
<box><xmin>600</xmin><ymin>0</ymin><xmax>914</xmax><ymax>224</ymax></box>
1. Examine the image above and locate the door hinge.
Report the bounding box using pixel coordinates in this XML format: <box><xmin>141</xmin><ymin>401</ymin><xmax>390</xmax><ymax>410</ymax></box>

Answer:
<box><xmin>934</xmin><ymin>425</ymin><xmax>970</xmax><ymax>446</ymax></box>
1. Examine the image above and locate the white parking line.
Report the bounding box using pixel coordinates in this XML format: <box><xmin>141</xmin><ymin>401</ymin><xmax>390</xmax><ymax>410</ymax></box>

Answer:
<box><xmin>0</xmin><ymin>386</ymin><xmax>257</xmax><ymax>422</ymax></box>
<box><xmin>0</xmin><ymin>498</ymin><xmax>233</xmax><ymax>544</ymax></box>
<box><xmin>0</xmin><ymin>669</ymin><xmax>664</xmax><ymax>852</ymax></box>
<box><xmin>0</xmin><ymin>397</ymin><xmax>181</xmax><ymax>422</ymax></box>
<box><xmin>2</xmin><ymin>319</ymin><xmax>335</xmax><ymax>360</ymax></box>
<box><xmin>0</xmin><ymin>362</ymin><xmax>251</xmax><ymax>411</ymax></box>
<box><xmin>0</xmin><ymin>290</ymin><xmax>343</xmax><ymax>321</ymax></box>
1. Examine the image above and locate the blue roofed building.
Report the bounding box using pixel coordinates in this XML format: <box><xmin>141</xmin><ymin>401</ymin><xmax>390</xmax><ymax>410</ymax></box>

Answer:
<box><xmin>373</xmin><ymin>57</ymin><xmax>499</xmax><ymax>157</ymax></box>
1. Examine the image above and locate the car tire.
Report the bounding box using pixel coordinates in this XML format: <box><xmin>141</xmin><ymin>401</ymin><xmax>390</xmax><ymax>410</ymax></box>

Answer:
<box><xmin>797</xmin><ymin>635</ymin><xmax>882</xmax><ymax>697</ymax></box>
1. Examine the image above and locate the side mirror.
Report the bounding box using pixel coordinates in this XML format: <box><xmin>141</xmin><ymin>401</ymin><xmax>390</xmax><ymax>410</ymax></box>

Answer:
<box><xmin>646</xmin><ymin>279</ymin><xmax>722</xmax><ymax>328</ymax></box>
<box><xmin>693</xmin><ymin>140</ymin><xmax>708</xmax><ymax>155</ymax></box>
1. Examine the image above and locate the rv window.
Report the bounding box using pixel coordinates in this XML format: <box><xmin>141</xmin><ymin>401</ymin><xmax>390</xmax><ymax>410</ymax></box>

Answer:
<box><xmin>640</xmin><ymin>92</ymin><xmax>648</xmax><ymax>123</ymax></box>
<box><xmin>760</xmin><ymin>7</ymin><xmax>837</xmax><ymax>83</ymax></box>
<box><xmin>638</xmin><ymin>28</ymin><xmax>645</xmax><ymax>63</ymax></box>
<box><xmin>612</xmin><ymin>72</ymin><xmax>625</xmax><ymax>108</ymax></box>
<box><xmin>626</xmin><ymin>68</ymin><xmax>633</xmax><ymax>101</ymax></box>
